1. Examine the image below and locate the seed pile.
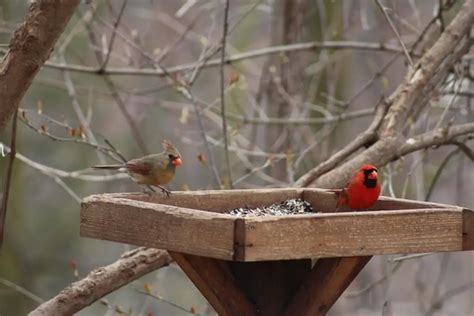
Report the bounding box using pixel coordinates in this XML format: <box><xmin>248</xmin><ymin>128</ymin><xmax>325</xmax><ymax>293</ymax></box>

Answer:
<box><xmin>225</xmin><ymin>198</ymin><xmax>316</xmax><ymax>217</ymax></box>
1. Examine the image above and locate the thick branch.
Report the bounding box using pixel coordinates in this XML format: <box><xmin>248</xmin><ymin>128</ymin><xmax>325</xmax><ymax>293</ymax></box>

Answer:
<box><xmin>295</xmin><ymin>101</ymin><xmax>388</xmax><ymax>187</ymax></box>
<box><xmin>398</xmin><ymin>123</ymin><xmax>474</xmax><ymax>157</ymax></box>
<box><xmin>29</xmin><ymin>248</ymin><xmax>172</xmax><ymax>316</ymax></box>
<box><xmin>303</xmin><ymin>0</ymin><xmax>474</xmax><ymax>188</ymax></box>
<box><xmin>383</xmin><ymin>0</ymin><xmax>474</xmax><ymax>135</ymax></box>
<box><xmin>0</xmin><ymin>0</ymin><xmax>80</xmax><ymax>130</ymax></box>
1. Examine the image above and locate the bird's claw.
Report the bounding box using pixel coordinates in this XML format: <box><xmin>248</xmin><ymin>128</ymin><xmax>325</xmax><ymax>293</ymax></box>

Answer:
<box><xmin>157</xmin><ymin>185</ymin><xmax>171</xmax><ymax>198</ymax></box>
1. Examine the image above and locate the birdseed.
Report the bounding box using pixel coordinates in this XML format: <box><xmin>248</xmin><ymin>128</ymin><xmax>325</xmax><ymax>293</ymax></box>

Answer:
<box><xmin>224</xmin><ymin>198</ymin><xmax>317</xmax><ymax>217</ymax></box>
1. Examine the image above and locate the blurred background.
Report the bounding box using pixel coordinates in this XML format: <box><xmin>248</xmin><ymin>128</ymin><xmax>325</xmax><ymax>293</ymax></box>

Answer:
<box><xmin>0</xmin><ymin>0</ymin><xmax>473</xmax><ymax>315</ymax></box>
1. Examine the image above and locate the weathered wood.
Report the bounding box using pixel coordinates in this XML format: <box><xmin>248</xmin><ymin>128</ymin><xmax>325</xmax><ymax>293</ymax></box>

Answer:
<box><xmin>240</xmin><ymin>209</ymin><xmax>463</xmax><ymax>261</ymax></box>
<box><xmin>110</xmin><ymin>188</ymin><xmax>303</xmax><ymax>213</ymax></box>
<box><xmin>229</xmin><ymin>259</ymin><xmax>312</xmax><ymax>315</ymax></box>
<box><xmin>463</xmin><ymin>209</ymin><xmax>474</xmax><ymax>250</ymax></box>
<box><xmin>81</xmin><ymin>196</ymin><xmax>235</xmax><ymax>260</ymax></box>
<box><xmin>284</xmin><ymin>256</ymin><xmax>371</xmax><ymax>316</ymax></box>
<box><xmin>169</xmin><ymin>252</ymin><xmax>257</xmax><ymax>316</ymax></box>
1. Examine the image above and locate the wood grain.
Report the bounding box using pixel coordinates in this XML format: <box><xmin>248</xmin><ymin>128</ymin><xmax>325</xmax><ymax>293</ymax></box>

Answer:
<box><xmin>284</xmin><ymin>256</ymin><xmax>371</xmax><ymax>316</ymax></box>
<box><xmin>463</xmin><ymin>209</ymin><xmax>474</xmax><ymax>250</ymax></box>
<box><xmin>170</xmin><ymin>252</ymin><xmax>256</xmax><ymax>316</ymax></box>
<box><xmin>229</xmin><ymin>259</ymin><xmax>311</xmax><ymax>315</ymax></box>
<box><xmin>240</xmin><ymin>208</ymin><xmax>463</xmax><ymax>261</ymax></box>
<box><xmin>110</xmin><ymin>188</ymin><xmax>303</xmax><ymax>213</ymax></box>
<box><xmin>81</xmin><ymin>195</ymin><xmax>235</xmax><ymax>260</ymax></box>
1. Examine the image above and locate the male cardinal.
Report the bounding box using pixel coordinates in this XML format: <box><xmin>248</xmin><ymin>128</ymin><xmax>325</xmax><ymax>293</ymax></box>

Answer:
<box><xmin>333</xmin><ymin>164</ymin><xmax>381</xmax><ymax>211</ymax></box>
<box><xmin>92</xmin><ymin>140</ymin><xmax>182</xmax><ymax>197</ymax></box>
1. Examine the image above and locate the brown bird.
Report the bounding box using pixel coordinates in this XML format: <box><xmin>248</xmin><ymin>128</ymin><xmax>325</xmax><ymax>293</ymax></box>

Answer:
<box><xmin>92</xmin><ymin>140</ymin><xmax>182</xmax><ymax>196</ymax></box>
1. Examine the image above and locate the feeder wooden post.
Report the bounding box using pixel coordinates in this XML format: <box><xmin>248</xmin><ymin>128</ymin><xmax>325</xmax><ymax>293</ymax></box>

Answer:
<box><xmin>80</xmin><ymin>189</ymin><xmax>474</xmax><ymax>316</ymax></box>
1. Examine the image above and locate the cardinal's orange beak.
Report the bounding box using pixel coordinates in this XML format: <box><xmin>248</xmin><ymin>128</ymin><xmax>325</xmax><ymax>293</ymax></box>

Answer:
<box><xmin>368</xmin><ymin>170</ymin><xmax>377</xmax><ymax>180</ymax></box>
<box><xmin>172</xmin><ymin>157</ymin><xmax>183</xmax><ymax>166</ymax></box>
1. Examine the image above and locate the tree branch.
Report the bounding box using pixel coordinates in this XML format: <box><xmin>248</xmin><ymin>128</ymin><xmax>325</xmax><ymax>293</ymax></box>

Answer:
<box><xmin>303</xmin><ymin>0</ymin><xmax>474</xmax><ymax>188</ymax></box>
<box><xmin>0</xmin><ymin>0</ymin><xmax>80</xmax><ymax>130</ymax></box>
<box><xmin>28</xmin><ymin>248</ymin><xmax>172</xmax><ymax>316</ymax></box>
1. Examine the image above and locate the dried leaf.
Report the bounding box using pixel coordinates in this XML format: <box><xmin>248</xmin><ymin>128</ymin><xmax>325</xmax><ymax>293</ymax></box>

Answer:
<box><xmin>40</xmin><ymin>124</ymin><xmax>48</xmax><ymax>132</ymax></box>
<box><xmin>190</xmin><ymin>306</ymin><xmax>197</xmax><ymax>314</ymax></box>
<box><xmin>228</xmin><ymin>72</ymin><xmax>240</xmax><ymax>85</ymax></box>
<box><xmin>197</xmin><ymin>153</ymin><xmax>207</xmax><ymax>164</ymax></box>
<box><xmin>68</xmin><ymin>128</ymin><xmax>77</xmax><ymax>137</ymax></box>
<box><xmin>143</xmin><ymin>282</ymin><xmax>153</xmax><ymax>294</ymax></box>
<box><xmin>79</xmin><ymin>125</ymin><xmax>86</xmax><ymax>139</ymax></box>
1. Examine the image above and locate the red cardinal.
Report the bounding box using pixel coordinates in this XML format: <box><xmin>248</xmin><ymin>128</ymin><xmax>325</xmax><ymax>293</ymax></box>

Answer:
<box><xmin>333</xmin><ymin>164</ymin><xmax>381</xmax><ymax>210</ymax></box>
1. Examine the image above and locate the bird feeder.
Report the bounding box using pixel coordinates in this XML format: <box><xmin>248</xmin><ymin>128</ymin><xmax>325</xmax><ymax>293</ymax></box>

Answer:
<box><xmin>80</xmin><ymin>188</ymin><xmax>474</xmax><ymax>316</ymax></box>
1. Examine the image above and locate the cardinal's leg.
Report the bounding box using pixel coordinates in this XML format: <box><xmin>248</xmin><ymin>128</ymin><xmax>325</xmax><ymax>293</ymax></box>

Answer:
<box><xmin>155</xmin><ymin>185</ymin><xmax>171</xmax><ymax>197</ymax></box>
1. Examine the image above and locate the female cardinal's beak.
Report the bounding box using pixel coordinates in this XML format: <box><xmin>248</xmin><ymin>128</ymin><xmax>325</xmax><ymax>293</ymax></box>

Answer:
<box><xmin>172</xmin><ymin>158</ymin><xmax>183</xmax><ymax>166</ymax></box>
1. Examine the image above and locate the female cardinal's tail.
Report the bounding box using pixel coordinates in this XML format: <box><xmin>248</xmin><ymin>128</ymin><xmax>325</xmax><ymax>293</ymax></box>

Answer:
<box><xmin>92</xmin><ymin>164</ymin><xmax>124</xmax><ymax>171</ymax></box>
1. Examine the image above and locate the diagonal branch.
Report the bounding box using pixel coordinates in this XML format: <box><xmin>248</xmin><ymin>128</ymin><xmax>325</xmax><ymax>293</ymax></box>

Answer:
<box><xmin>28</xmin><ymin>248</ymin><xmax>173</xmax><ymax>316</ymax></box>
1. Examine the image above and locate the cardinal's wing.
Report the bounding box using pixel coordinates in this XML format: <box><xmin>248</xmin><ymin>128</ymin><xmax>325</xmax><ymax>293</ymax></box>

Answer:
<box><xmin>126</xmin><ymin>159</ymin><xmax>153</xmax><ymax>176</ymax></box>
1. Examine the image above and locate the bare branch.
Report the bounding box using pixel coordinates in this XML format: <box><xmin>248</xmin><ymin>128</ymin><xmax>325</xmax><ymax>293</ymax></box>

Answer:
<box><xmin>37</xmin><ymin>40</ymin><xmax>406</xmax><ymax>77</ymax></box>
<box><xmin>29</xmin><ymin>248</ymin><xmax>172</xmax><ymax>316</ymax></box>
<box><xmin>220</xmin><ymin>0</ymin><xmax>232</xmax><ymax>188</ymax></box>
<box><xmin>0</xmin><ymin>0</ymin><xmax>80</xmax><ymax>130</ymax></box>
<box><xmin>0</xmin><ymin>110</ymin><xmax>17</xmax><ymax>249</ymax></box>
<box><xmin>375</xmin><ymin>0</ymin><xmax>414</xmax><ymax>67</ymax></box>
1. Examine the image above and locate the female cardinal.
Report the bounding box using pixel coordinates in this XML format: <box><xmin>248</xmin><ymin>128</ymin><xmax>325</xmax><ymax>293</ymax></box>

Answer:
<box><xmin>92</xmin><ymin>140</ymin><xmax>182</xmax><ymax>196</ymax></box>
<box><xmin>333</xmin><ymin>164</ymin><xmax>381</xmax><ymax>210</ymax></box>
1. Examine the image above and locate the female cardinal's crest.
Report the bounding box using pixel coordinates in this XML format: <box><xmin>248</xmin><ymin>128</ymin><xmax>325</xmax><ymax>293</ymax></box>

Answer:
<box><xmin>162</xmin><ymin>140</ymin><xmax>180</xmax><ymax>156</ymax></box>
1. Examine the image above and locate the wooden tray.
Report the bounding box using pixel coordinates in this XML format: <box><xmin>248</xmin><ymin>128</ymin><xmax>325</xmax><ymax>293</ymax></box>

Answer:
<box><xmin>80</xmin><ymin>188</ymin><xmax>474</xmax><ymax>261</ymax></box>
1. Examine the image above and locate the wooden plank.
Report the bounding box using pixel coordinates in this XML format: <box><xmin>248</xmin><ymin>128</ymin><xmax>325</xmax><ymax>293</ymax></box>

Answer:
<box><xmin>302</xmin><ymin>189</ymin><xmax>451</xmax><ymax>213</ymax></box>
<box><xmin>240</xmin><ymin>209</ymin><xmax>463</xmax><ymax>261</ymax></box>
<box><xmin>229</xmin><ymin>259</ymin><xmax>311</xmax><ymax>316</ymax></box>
<box><xmin>80</xmin><ymin>195</ymin><xmax>235</xmax><ymax>260</ymax></box>
<box><xmin>110</xmin><ymin>188</ymin><xmax>303</xmax><ymax>213</ymax></box>
<box><xmin>284</xmin><ymin>256</ymin><xmax>371</xmax><ymax>316</ymax></box>
<box><xmin>463</xmin><ymin>209</ymin><xmax>474</xmax><ymax>250</ymax></box>
<box><xmin>170</xmin><ymin>252</ymin><xmax>257</xmax><ymax>316</ymax></box>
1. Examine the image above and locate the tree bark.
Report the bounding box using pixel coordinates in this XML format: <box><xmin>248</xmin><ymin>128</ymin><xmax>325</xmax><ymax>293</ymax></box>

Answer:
<box><xmin>0</xmin><ymin>0</ymin><xmax>80</xmax><ymax>131</ymax></box>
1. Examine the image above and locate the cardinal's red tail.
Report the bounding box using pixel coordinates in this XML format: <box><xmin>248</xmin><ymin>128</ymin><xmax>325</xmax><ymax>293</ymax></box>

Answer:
<box><xmin>92</xmin><ymin>164</ymin><xmax>123</xmax><ymax>170</ymax></box>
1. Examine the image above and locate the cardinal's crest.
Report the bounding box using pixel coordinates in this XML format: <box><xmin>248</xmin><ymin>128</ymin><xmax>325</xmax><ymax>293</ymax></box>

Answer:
<box><xmin>162</xmin><ymin>140</ymin><xmax>181</xmax><ymax>157</ymax></box>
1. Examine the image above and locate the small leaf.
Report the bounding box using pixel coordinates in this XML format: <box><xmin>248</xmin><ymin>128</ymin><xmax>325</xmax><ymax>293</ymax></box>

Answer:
<box><xmin>40</xmin><ymin>124</ymin><xmax>48</xmax><ymax>132</ymax></box>
<box><xmin>143</xmin><ymin>282</ymin><xmax>153</xmax><ymax>294</ymax></box>
<box><xmin>197</xmin><ymin>153</ymin><xmax>207</xmax><ymax>164</ymax></box>
<box><xmin>37</xmin><ymin>100</ymin><xmax>43</xmax><ymax>114</ymax></box>
<box><xmin>68</xmin><ymin>128</ymin><xmax>77</xmax><ymax>137</ymax></box>
<box><xmin>228</xmin><ymin>72</ymin><xmax>240</xmax><ymax>85</ymax></box>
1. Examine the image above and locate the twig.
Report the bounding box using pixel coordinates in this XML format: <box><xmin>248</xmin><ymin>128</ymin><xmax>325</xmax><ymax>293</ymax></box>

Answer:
<box><xmin>345</xmin><ymin>261</ymin><xmax>403</xmax><ymax>298</ymax></box>
<box><xmin>17</xmin><ymin>112</ymin><xmax>124</xmax><ymax>163</ymax></box>
<box><xmin>0</xmin><ymin>110</ymin><xmax>18</xmax><ymax>250</ymax></box>
<box><xmin>424</xmin><ymin>281</ymin><xmax>474</xmax><ymax>316</ymax></box>
<box><xmin>37</xmin><ymin>40</ymin><xmax>407</xmax><ymax>77</ymax></box>
<box><xmin>136</xmin><ymin>289</ymin><xmax>202</xmax><ymax>315</ymax></box>
<box><xmin>220</xmin><ymin>0</ymin><xmax>232</xmax><ymax>188</ymax></box>
<box><xmin>100</xmin><ymin>0</ymin><xmax>128</xmax><ymax>71</ymax></box>
<box><xmin>374</xmin><ymin>0</ymin><xmax>414</xmax><ymax>67</ymax></box>
<box><xmin>425</xmin><ymin>148</ymin><xmax>460</xmax><ymax>201</ymax></box>
<box><xmin>0</xmin><ymin>143</ymin><xmax>127</xmax><ymax>182</ymax></box>
<box><xmin>0</xmin><ymin>277</ymin><xmax>44</xmax><ymax>305</ymax></box>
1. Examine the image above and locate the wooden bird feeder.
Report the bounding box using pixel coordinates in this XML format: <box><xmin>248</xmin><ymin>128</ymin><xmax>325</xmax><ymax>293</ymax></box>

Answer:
<box><xmin>80</xmin><ymin>188</ymin><xmax>474</xmax><ymax>316</ymax></box>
